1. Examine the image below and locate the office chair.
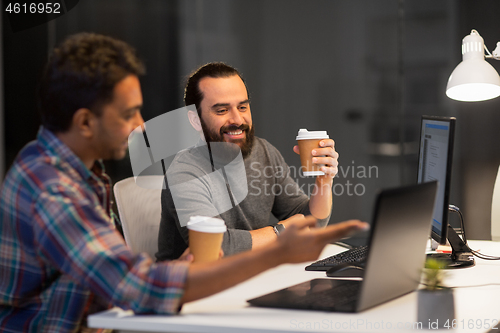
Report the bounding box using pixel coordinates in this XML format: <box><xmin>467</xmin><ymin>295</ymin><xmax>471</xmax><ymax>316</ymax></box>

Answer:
<box><xmin>113</xmin><ymin>175</ymin><xmax>165</xmax><ymax>259</ymax></box>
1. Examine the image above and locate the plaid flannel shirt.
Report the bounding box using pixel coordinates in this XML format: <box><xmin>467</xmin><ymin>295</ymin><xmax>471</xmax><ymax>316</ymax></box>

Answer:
<box><xmin>0</xmin><ymin>127</ymin><xmax>189</xmax><ymax>332</ymax></box>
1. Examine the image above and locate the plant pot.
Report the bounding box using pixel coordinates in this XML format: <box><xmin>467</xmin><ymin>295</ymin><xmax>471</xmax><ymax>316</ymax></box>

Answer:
<box><xmin>417</xmin><ymin>289</ymin><xmax>455</xmax><ymax>329</ymax></box>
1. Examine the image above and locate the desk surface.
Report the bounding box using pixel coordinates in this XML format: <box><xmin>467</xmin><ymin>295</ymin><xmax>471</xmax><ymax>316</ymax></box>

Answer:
<box><xmin>88</xmin><ymin>241</ymin><xmax>500</xmax><ymax>333</ymax></box>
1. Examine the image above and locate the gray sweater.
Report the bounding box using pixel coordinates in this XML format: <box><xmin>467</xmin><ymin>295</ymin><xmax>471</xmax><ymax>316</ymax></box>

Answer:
<box><xmin>156</xmin><ymin>137</ymin><xmax>330</xmax><ymax>261</ymax></box>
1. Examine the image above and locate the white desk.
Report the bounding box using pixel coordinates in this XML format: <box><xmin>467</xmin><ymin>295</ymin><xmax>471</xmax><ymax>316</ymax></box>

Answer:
<box><xmin>88</xmin><ymin>241</ymin><xmax>500</xmax><ymax>333</ymax></box>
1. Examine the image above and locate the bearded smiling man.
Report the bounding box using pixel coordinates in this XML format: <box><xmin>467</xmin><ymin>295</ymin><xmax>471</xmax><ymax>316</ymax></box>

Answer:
<box><xmin>157</xmin><ymin>62</ymin><xmax>340</xmax><ymax>260</ymax></box>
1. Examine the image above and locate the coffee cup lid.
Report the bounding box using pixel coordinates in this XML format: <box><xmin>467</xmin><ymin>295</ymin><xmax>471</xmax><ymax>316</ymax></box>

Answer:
<box><xmin>296</xmin><ymin>128</ymin><xmax>329</xmax><ymax>140</ymax></box>
<box><xmin>187</xmin><ymin>216</ymin><xmax>227</xmax><ymax>233</ymax></box>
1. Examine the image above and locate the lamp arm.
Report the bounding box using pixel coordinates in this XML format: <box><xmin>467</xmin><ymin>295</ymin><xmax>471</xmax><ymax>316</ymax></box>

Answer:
<box><xmin>488</xmin><ymin>42</ymin><xmax>500</xmax><ymax>60</ymax></box>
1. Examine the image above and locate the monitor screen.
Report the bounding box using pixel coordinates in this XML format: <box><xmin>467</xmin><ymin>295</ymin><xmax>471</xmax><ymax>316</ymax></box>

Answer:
<box><xmin>417</xmin><ymin>116</ymin><xmax>456</xmax><ymax>245</ymax></box>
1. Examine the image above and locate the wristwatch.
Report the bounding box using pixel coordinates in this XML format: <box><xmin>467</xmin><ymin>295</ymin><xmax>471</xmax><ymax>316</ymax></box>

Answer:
<box><xmin>272</xmin><ymin>223</ymin><xmax>285</xmax><ymax>236</ymax></box>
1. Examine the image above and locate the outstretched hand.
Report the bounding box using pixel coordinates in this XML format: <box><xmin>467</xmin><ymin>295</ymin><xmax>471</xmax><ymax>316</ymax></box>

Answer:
<box><xmin>180</xmin><ymin>215</ymin><xmax>367</xmax><ymax>304</ymax></box>
<box><xmin>276</xmin><ymin>215</ymin><xmax>369</xmax><ymax>264</ymax></box>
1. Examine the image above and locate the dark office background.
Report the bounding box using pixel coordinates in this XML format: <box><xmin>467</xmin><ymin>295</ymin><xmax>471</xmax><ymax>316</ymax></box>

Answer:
<box><xmin>2</xmin><ymin>0</ymin><xmax>500</xmax><ymax>240</ymax></box>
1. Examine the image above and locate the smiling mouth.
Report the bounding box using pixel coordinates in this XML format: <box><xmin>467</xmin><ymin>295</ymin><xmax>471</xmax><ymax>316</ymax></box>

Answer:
<box><xmin>226</xmin><ymin>129</ymin><xmax>243</xmax><ymax>136</ymax></box>
<box><xmin>223</xmin><ymin>128</ymin><xmax>246</xmax><ymax>140</ymax></box>
<box><xmin>218</xmin><ymin>123</ymin><xmax>250</xmax><ymax>142</ymax></box>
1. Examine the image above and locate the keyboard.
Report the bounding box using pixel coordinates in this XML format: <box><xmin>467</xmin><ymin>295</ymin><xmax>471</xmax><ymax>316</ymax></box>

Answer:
<box><xmin>305</xmin><ymin>245</ymin><xmax>368</xmax><ymax>271</ymax></box>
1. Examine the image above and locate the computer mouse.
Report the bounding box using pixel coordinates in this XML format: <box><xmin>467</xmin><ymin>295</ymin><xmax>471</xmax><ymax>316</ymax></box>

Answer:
<box><xmin>326</xmin><ymin>264</ymin><xmax>365</xmax><ymax>278</ymax></box>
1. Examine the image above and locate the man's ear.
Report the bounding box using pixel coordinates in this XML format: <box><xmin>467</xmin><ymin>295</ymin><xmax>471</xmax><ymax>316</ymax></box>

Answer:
<box><xmin>187</xmin><ymin>110</ymin><xmax>202</xmax><ymax>132</ymax></box>
<box><xmin>72</xmin><ymin>108</ymin><xmax>97</xmax><ymax>138</ymax></box>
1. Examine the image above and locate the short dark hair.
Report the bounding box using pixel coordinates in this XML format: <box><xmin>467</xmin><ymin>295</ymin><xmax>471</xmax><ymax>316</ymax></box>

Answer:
<box><xmin>184</xmin><ymin>62</ymin><xmax>248</xmax><ymax>117</ymax></box>
<box><xmin>38</xmin><ymin>32</ymin><xmax>145</xmax><ymax>133</ymax></box>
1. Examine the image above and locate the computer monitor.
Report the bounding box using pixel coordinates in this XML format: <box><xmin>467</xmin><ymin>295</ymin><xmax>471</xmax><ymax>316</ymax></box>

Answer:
<box><xmin>417</xmin><ymin>116</ymin><xmax>455</xmax><ymax>244</ymax></box>
<box><xmin>417</xmin><ymin>115</ymin><xmax>474</xmax><ymax>269</ymax></box>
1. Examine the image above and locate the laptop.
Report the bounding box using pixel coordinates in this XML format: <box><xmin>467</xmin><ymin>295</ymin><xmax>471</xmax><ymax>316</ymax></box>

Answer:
<box><xmin>247</xmin><ymin>181</ymin><xmax>437</xmax><ymax>312</ymax></box>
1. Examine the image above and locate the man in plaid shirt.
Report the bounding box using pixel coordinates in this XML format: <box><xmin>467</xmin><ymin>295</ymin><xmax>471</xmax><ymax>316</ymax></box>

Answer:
<box><xmin>0</xmin><ymin>33</ymin><xmax>367</xmax><ymax>333</ymax></box>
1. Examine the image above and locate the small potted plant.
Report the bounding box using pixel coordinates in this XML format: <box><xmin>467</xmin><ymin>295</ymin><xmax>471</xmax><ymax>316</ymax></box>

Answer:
<box><xmin>417</xmin><ymin>259</ymin><xmax>455</xmax><ymax>329</ymax></box>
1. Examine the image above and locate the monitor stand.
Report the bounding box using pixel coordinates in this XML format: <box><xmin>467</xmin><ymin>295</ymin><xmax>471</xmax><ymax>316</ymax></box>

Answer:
<box><xmin>426</xmin><ymin>225</ymin><xmax>475</xmax><ymax>269</ymax></box>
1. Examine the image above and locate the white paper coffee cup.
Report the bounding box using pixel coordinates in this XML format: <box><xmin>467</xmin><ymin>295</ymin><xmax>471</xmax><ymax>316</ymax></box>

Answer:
<box><xmin>187</xmin><ymin>216</ymin><xmax>226</xmax><ymax>263</ymax></box>
<box><xmin>296</xmin><ymin>129</ymin><xmax>329</xmax><ymax>176</ymax></box>
<box><xmin>187</xmin><ymin>216</ymin><xmax>227</xmax><ymax>233</ymax></box>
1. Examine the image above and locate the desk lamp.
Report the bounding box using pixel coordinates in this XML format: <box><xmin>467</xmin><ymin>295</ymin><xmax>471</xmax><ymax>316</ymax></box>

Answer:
<box><xmin>446</xmin><ymin>29</ymin><xmax>500</xmax><ymax>245</ymax></box>
<box><xmin>446</xmin><ymin>30</ymin><xmax>500</xmax><ymax>102</ymax></box>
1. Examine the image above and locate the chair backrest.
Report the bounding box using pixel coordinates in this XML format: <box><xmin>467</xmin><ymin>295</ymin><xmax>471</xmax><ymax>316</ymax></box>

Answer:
<box><xmin>113</xmin><ymin>176</ymin><xmax>164</xmax><ymax>259</ymax></box>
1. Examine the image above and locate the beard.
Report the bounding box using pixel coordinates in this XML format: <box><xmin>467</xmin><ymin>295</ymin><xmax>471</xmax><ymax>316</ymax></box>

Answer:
<box><xmin>200</xmin><ymin>118</ymin><xmax>255</xmax><ymax>159</ymax></box>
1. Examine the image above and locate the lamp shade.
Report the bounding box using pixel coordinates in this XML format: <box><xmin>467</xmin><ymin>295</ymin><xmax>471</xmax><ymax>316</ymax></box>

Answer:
<box><xmin>446</xmin><ymin>30</ymin><xmax>500</xmax><ymax>102</ymax></box>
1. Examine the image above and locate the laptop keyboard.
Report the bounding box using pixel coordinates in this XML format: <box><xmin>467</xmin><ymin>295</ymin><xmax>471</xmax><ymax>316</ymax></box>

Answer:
<box><xmin>305</xmin><ymin>245</ymin><xmax>368</xmax><ymax>271</ymax></box>
<box><xmin>289</xmin><ymin>281</ymin><xmax>361</xmax><ymax>310</ymax></box>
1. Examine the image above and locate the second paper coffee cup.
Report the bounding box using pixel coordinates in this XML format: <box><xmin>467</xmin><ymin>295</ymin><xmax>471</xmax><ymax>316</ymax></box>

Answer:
<box><xmin>187</xmin><ymin>216</ymin><xmax>226</xmax><ymax>263</ymax></box>
<box><xmin>296</xmin><ymin>129</ymin><xmax>329</xmax><ymax>176</ymax></box>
